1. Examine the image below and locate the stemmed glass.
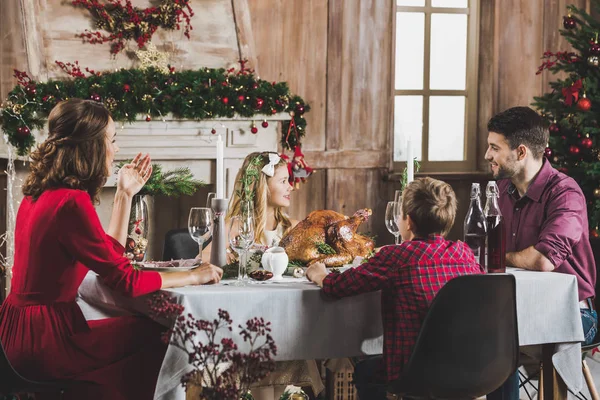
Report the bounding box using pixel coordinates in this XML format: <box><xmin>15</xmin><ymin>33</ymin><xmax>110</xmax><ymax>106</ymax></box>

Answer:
<box><xmin>228</xmin><ymin>217</ymin><xmax>255</xmax><ymax>285</ymax></box>
<box><xmin>188</xmin><ymin>207</ymin><xmax>213</xmax><ymax>262</ymax></box>
<box><xmin>385</xmin><ymin>201</ymin><xmax>401</xmax><ymax>245</ymax></box>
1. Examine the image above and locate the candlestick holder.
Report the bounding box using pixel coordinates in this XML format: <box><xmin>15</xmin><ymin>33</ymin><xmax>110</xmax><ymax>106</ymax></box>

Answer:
<box><xmin>210</xmin><ymin>198</ymin><xmax>229</xmax><ymax>267</ymax></box>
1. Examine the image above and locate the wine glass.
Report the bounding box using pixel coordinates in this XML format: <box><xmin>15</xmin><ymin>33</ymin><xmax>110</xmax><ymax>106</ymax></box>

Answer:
<box><xmin>385</xmin><ymin>201</ymin><xmax>401</xmax><ymax>245</ymax></box>
<box><xmin>206</xmin><ymin>192</ymin><xmax>216</xmax><ymax>208</ymax></box>
<box><xmin>188</xmin><ymin>207</ymin><xmax>213</xmax><ymax>262</ymax></box>
<box><xmin>229</xmin><ymin>214</ymin><xmax>255</xmax><ymax>285</ymax></box>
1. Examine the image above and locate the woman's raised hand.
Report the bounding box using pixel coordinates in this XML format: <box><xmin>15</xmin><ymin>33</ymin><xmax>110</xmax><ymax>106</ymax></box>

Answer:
<box><xmin>117</xmin><ymin>153</ymin><xmax>152</xmax><ymax>197</ymax></box>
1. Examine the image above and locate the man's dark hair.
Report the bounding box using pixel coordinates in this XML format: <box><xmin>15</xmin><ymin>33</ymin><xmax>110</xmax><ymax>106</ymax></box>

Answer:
<box><xmin>487</xmin><ymin>106</ymin><xmax>548</xmax><ymax>159</ymax></box>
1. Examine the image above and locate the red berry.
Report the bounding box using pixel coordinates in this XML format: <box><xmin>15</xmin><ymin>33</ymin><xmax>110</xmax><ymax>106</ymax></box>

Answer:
<box><xmin>569</xmin><ymin>145</ymin><xmax>580</xmax><ymax>155</ymax></box>
<box><xmin>549</xmin><ymin>123</ymin><xmax>560</xmax><ymax>134</ymax></box>
<box><xmin>222</xmin><ymin>97</ymin><xmax>229</xmax><ymax>105</ymax></box>
<box><xmin>123</xmin><ymin>84</ymin><xmax>131</xmax><ymax>92</ymax></box>
<box><xmin>135</xmin><ymin>227</ymin><xmax>142</xmax><ymax>235</ymax></box>
<box><xmin>237</xmin><ymin>95</ymin><xmax>245</xmax><ymax>102</ymax></box>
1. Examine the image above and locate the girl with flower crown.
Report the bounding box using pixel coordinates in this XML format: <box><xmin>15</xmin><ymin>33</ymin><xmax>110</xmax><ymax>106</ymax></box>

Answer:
<box><xmin>201</xmin><ymin>151</ymin><xmax>324</xmax><ymax>399</ymax></box>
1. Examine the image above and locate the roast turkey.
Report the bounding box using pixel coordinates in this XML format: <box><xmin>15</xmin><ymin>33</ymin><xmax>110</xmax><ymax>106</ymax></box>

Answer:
<box><xmin>279</xmin><ymin>209</ymin><xmax>375</xmax><ymax>267</ymax></box>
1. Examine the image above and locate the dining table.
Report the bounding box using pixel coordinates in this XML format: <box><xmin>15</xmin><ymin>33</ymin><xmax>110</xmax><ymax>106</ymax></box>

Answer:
<box><xmin>77</xmin><ymin>267</ymin><xmax>585</xmax><ymax>400</ymax></box>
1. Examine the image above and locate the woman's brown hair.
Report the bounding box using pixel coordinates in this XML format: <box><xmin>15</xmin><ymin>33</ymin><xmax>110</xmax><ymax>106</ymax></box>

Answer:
<box><xmin>22</xmin><ymin>98</ymin><xmax>111</xmax><ymax>203</ymax></box>
<box><xmin>401</xmin><ymin>177</ymin><xmax>457</xmax><ymax>237</ymax></box>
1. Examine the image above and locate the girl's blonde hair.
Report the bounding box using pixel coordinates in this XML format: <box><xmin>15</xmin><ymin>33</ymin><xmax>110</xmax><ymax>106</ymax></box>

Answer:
<box><xmin>227</xmin><ymin>152</ymin><xmax>292</xmax><ymax>245</ymax></box>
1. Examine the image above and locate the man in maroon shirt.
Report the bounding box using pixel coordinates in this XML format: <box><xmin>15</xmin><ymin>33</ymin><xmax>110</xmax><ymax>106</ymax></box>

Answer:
<box><xmin>485</xmin><ymin>106</ymin><xmax>597</xmax><ymax>400</ymax></box>
<box><xmin>306</xmin><ymin>177</ymin><xmax>483</xmax><ymax>399</ymax></box>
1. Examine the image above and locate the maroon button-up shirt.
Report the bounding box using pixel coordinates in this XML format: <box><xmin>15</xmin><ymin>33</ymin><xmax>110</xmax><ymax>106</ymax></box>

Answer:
<box><xmin>497</xmin><ymin>158</ymin><xmax>596</xmax><ymax>301</ymax></box>
<box><xmin>321</xmin><ymin>235</ymin><xmax>483</xmax><ymax>382</ymax></box>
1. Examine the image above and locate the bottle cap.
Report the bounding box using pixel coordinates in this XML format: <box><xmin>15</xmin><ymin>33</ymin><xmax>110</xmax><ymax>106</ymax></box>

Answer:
<box><xmin>486</xmin><ymin>181</ymin><xmax>499</xmax><ymax>197</ymax></box>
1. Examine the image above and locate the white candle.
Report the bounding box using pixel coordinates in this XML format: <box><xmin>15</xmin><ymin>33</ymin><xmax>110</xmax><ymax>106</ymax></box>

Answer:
<box><xmin>216</xmin><ymin>134</ymin><xmax>224</xmax><ymax>199</ymax></box>
<box><xmin>406</xmin><ymin>139</ymin><xmax>414</xmax><ymax>185</ymax></box>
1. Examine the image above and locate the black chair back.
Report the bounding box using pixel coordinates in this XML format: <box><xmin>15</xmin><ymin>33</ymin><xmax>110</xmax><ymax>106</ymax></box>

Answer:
<box><xmin>388</xmin><ymin>274</ymin><xmax>519</xmax><ymax>399</ymax></box>
<box><xmin>162</xmin><ymin>228</ymin><xmax>211</xmax><ymax>261</ymax></box>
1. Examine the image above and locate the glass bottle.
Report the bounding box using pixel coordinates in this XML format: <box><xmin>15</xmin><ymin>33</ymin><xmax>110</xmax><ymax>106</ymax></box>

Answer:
<box><xmin>484</xmin><ymin>181</ymin><xmax>506</xmax><ymax>273</ymax></box>
<box><xmin>464</xmin><ymin>183</ymin><xmax>487</xmax><ymax>271</ymax></box>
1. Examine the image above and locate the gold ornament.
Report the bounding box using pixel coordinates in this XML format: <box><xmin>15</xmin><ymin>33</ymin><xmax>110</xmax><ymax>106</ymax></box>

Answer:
<box><xmin>135</xmin><ymin>42</ymin><xmax>170</xmax><ymax>74</ymax></box>
<box><xmin>12</xmin><ymin>104</ymin><xmax>23</xmax><ymax>115</ymax></box>
<box><xmin>290</xmin><ymin>392</ymin><xmax>309</xmax><ymax>400</ymax></box>
<box><xmin>90</xmin><ymin>83</ymin><xmax>101</xmax><ymax>90</ymax></box>
<box><xmin>142</xmin><ymin>94</ymin><xmax>153</xmax><ymax>102</ymax></box>
<box><xmin>594</xmin><ymin>188</ymin><xmax>600</xmax><ymax>198</ymax></box>
<box><xmin>588</xmin><ymin>55</ymin><xmax>599</xmax><ymax>67</ymax></box>
<box><xmin>105</xmin><ymin>97</ymin><xmax>117</xmax><ymax>112</ymax></box>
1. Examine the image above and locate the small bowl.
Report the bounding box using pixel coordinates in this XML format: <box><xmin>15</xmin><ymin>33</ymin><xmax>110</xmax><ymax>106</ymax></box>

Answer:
<box><xmin>248</xmin><ymin>269</ymin><xmax>274</xmax><ymax>281</ymax></box>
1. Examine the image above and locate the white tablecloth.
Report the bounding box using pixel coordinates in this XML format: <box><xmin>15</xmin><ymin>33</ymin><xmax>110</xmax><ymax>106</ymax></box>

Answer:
<box><xmin>77</xmin><ymin>268</ymin><xmax>585</xmax><ymax>399</ymax></box>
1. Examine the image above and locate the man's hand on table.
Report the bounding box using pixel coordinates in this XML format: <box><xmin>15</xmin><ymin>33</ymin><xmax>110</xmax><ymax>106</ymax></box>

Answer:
<box><xmin>306</xmin><ymin>262</ymin><xmax>328</xmax><ymax>287</ymax></box>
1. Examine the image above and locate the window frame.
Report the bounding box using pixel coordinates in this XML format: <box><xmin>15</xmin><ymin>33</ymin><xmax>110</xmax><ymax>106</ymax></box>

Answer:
<box><xmin>391</xmin><ymin>0</ymin><xmax>480</xmax><ymax>173</ymax></box>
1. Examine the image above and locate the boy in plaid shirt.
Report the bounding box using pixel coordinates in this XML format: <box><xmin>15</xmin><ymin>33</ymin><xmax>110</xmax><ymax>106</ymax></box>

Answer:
<box><xmin>306</xmin><ymin>177</ymin><xmax>484</xmax><ymax>399</ymax></box>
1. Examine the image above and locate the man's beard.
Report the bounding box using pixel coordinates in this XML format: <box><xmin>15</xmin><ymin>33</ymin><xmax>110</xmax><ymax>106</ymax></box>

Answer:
<box><xmin>492</xmin><ymin>163</ymin><xmax>516</xmax><ymax>180</ymax></box>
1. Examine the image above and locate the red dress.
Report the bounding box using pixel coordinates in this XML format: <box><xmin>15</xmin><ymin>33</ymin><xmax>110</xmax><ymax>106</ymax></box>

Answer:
<box><xmin>0</xmin><ymin>188</ymin><xmax>166</xmax><ymax>400</ymax></box>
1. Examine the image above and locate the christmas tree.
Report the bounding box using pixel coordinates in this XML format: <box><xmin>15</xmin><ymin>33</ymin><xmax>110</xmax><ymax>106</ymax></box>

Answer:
<box><xmin>532</xmin><ymin>3</ymin><xmax>600</xmax><ymax>237</ymax></box>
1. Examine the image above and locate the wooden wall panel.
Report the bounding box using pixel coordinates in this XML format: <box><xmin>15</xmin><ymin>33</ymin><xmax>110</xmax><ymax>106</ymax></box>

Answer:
<box><xmin>287</xmin><ymin>170</ymin><xmax>327</xmax><ymax>222</ymax></box>
<box><xmin>247</xmin><ymin>0</ymin><xmax>328</xmax><ymax>151</ymax></box>
<box><xmin>495</xmin><ymin>0</ymin><xmax>545</xmax><ymax>111</ymax></box>
<box><xmin>0</xmin><ymin>2</ymin><xmax>28</xmax><ymax>101</ymax></box>
<box><xmin>326</xmin><ymin>0</ymin><xmax>393</xmax><ymax>152</ymax></box>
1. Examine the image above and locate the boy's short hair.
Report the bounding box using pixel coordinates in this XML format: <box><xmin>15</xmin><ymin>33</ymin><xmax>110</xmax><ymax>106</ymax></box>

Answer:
<box><xmin>401</xmin><ymin>177</ymin><xmax>457</xmax><ymax>237</ymax></box>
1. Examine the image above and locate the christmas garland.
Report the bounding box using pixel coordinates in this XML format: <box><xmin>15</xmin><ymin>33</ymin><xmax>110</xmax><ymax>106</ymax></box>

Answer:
<box><xmin>0</xmin><ymin>62</ymin><xmax>310</xmax><ymax>156</ymax></box>
<box><xmin>71</xmin><ymin>0</ymin><xmax>194</xmax><ymax>54</ymax></box>
<box><xmin>116</xmin><ymin>161</ymin><xmax>205</xmax><ymax>197</ymax></box>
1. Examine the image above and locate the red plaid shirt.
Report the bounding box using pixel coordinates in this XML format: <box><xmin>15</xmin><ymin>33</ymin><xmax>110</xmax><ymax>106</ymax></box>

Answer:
<box><xmin>322</xmin><ymin>235</ymin><xmax>483</xmax><ymax>382</ymax></box>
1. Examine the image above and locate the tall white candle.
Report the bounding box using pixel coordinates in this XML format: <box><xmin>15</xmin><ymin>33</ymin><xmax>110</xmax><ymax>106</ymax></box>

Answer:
<box><xmin>216</xmin><ymin>134</ymin><xmax>224</xmax><ymax>199</ymax></box>
<box><xmin>406</xmin><ymin>139</ymin><xmax>414</xmax><ymax>185</ymax></box>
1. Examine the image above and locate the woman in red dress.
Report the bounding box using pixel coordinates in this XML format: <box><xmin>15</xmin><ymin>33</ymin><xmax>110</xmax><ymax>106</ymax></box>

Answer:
<box><xmin>0</xmin><ymin>98</ymin><xmax>223</xmax><ymax>399</ymax></box>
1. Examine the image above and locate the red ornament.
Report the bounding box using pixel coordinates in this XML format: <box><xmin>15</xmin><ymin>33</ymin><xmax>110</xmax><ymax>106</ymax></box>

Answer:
<box><xmin>549</xmin><ymin>123</ymin><xmax>560</xmax><ymax>134</ymax></box>
<box><xmin>544</xmin><ymin>147</ymin><xmax>553</xmax><ymax>158</ymax></box>
<box><xmin>145</xmin><ymin>115</ymin><xmax>151</xmax><ymax>122</ymax></box>
<box><xmin>252</xmin><ymin>82</ymin><xmax>259</xmax><ymax>90</ymax></box>
<box><xmin>237</xmin><ymin>95</ymin><xmax>245</xmax><ymax>102</ymax></box>
<box><xmin>563</xmin><ymin>15</ymin><xmax>576</xmax><ymax>29</ymax></box>
<box><xmin>90</xmin><ymin>93</ymin><xmax>101</xmax><ymax>102</ymax></box>
<box><xmin>25</xmin><ymin>84</ymin><xmax>37</xmax><ymax>96</ymax></box>
<box><xmin>271</xmin><ymin>109</ymin><xmax>277</xmax><ymax>114</ymax></box>
<box><xmin>251</xmin><ymin>126</ymin><xmax>258</xmax><ymax>134</ymax></box>
<box><xmin>261</xmin><ymin>121</ymin><xmax>269</xmax><ymax>128</ymax></box>
<box><xmin>592</xmin><ymin>229</ymin><xmax>600</xmax><ymax>238</ymax></box>
<box><xmin>590</xmin><ymin>42</ymin><xmax>600</xmax><ymax>55</ymax></box>
<box><xmin>569</xmin><ymin>145</ymin><xmax>581</xmax><ymax>155</ymax></box>
<box><xmin>577</xmin><ymin>96</ymin><xmax>592</xmax><ymax>111</ymax></box>
<box><xmin>135</xmin><ymin>227</ymin><xmax>142</xmax><ymax>235</ymax></box>
<box><xmin>221</xmin><ymin>81</ymin><xmax>228</xmax><ymax>87</ymax></box>
<box><xmin>211</xmin><ymin>128</ymin><xmax>217</xmax><ymax>134</ymax></box>
<box><xmin>222</xmin><ymin>97</ymin><xmax>229</xmax><ymax>105</ymax></box>
<box><xmin>17</xmin><ymin>126</ymin><xmax>30</xmax><ymax>137</ymax></box>
<box><xmin>255</xmin><ymin>98</ymin><xmax>264</xmax><ymax>109</ymax></box>
<box><xmin>295</xmin><ymin>104</ymin><xmax>305</xmax><ymax>114</ymax></box>
<box><xmin>123</xmin><ymin>84</ymin><xmax>131</xmax><ymax>92</ymax></box>
<box><xmin>582</xmin><ymin>137</ymin><xmax>593</xmax><ymax>148</ymax></box>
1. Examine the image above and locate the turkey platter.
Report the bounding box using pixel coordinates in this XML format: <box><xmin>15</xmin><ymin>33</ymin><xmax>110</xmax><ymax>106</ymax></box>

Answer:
<box><xmin>279</xmin><ymin>209</ymin><xmax>375</xmax><ymax>268</ymax></box>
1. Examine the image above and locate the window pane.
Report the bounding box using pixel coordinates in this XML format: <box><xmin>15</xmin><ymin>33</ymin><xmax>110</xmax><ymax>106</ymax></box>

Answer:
<box><xmin>432</xmin><ymin>0</ymin><xmax>468</xmax><ymax>7</ymax></box>
<box><xmin>429</xmin><ymin>13</ymin><xmax>467</xmax><ymax>90</ymax></box>
<box><xmin>397</xmin><ymin>0</ymin><xmax>425</xmax><ymax>5</ymax></box>
<box><xmin>395</xmin><ymin>13</ymin><xmax>424</xmax><ymax>90</ymax></box>
<box><xmin>428</xmin><ymin>96</ymin><xmax>465</xmax><ymax>161</ymax></box>
<box><xmin>394</xmin><ymin>96</ymin><xmax>423</xmax><ymax>162</ymax></box>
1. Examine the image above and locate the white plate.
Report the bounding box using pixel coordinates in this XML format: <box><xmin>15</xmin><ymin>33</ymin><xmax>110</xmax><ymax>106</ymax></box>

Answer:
<box><xmin>134</xmin><ymin>260</ymin><xmax>199</xmax><ymax>272</ymax></box>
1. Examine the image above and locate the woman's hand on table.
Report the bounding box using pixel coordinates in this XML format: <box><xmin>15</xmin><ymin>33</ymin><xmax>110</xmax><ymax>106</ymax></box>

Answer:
<box><xmin>117</xmin><ymin>153</ymin><xmax>152</xmax><ymax>197</ymax></box>
<box><xmin>190</xmin><ymin>262</ymin><xmax>223</xmax><ymax>285</ymax></box>
<box><xmin>306</xmin><ymin>262</ymin><xmax>328</xmax><ymax>287</ymax></box>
